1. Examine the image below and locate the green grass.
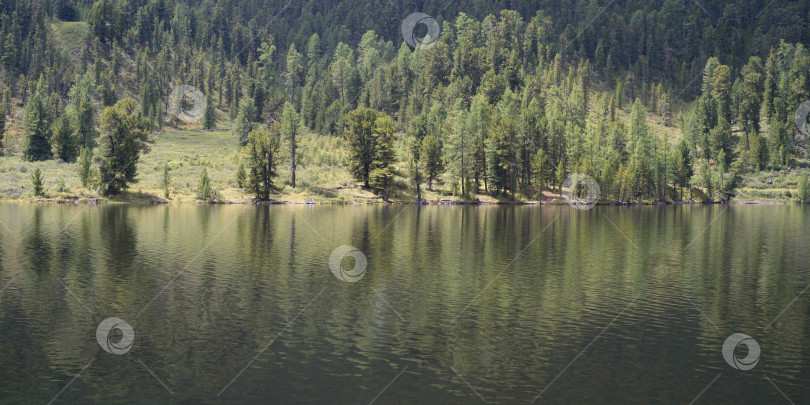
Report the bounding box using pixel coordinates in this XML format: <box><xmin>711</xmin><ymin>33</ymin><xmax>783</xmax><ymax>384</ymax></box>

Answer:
<box><xmin>0</xmin><ymin>121</ymin><xmax>390</xmax><ymax>203</ymax></box>
<box><xmin>51</xmin><ymin>22</ymin><xmax>89</xmax><ymax>57</ymax></box>
<box><xmin>0</xmin><ymin>119</ymin><xmax>531</xmax><ymax>204</ymax></box>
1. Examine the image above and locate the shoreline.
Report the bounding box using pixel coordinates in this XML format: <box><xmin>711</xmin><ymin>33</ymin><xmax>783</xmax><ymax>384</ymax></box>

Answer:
<box><xmin>0</xmin><ymin>196</ymin><xmax>792</xmax><ymax>206</ymax></box>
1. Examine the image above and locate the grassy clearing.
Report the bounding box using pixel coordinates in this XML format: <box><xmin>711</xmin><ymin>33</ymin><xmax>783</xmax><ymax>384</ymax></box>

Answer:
<box><xmin>0</xmin><ymin>121</ymin><xmax>399</xmax><ymax>203</ymax></box>
<box><xmin>1</xmin><ymin>119</ymin><xmax>806</xmax><ymax>204</ymax></box>
<box><xmin>51</xmin><ymin>22</ymin><xmax>88</xmax><ymax>57</ymax></box>
<box><xmin>0</xmin><ymin>120</ymin><xmax>540</xmax><ymax>204</ymax></box>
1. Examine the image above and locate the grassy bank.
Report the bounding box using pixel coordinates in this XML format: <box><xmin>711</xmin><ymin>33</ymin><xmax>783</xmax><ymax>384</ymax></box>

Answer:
<box><xmin>1</xmin><ymin>120</ymin><xmax>808</xmax><ymax>205</ymax></box>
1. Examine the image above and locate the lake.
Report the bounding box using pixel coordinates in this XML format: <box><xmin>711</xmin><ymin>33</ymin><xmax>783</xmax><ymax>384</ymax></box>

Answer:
<box><xmin>0</xmin><ymin>204</ymin><xmax>808</xmax><ymax>404</ymax></box>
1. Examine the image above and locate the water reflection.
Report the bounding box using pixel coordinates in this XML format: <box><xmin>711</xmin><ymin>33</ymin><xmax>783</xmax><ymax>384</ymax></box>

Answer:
<box><xmin>0</xmin><ymin>204</ymin><xmax>807</xmax><ymax>404</ymax></box>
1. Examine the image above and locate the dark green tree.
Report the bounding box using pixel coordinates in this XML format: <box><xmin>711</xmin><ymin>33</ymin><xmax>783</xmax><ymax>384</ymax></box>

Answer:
<box><xmin>76</xmin><ymin>99</ymin><xmax>97</xmax><ymax>148</ymax></box>
<box><xmin>369</xmin><ymin>114</ymin><xmax>396</xmax><ymax>201</ymax></box>
<box><xmin>344</xmin><ymin>107</ymin><xmax>380</xmax><ymax>188</ymax></box>
<box><xmin>23</xmin><ymin>89</ymin><xmax>52</xmax><ymax>161</ymax></box>
<box><xmin>244</xmin><ymin>124</ymin><xmax>281</xmax><ymax>200</ymax></box>
<box><xmin>52</xmin><ymin>115</ymin><xmax>78</xmax><ymax>162</ymax></box>
<box><xmin>281</xmin><ymin>101</ymin><xmax>300</xmax><ymax>188</ymax></box>
<box><xmin>420</xmin><ymin>134</ymin><xmax>443</xmax><ymax>191</ymax></box>
<box><xmin>203</xmin><ymin>92</ymin><xmax>216</xmax><ymax>130</ymax></box>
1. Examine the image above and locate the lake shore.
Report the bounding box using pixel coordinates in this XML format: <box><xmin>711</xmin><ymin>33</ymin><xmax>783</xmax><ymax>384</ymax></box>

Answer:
<box><xmin>1</xmin><ymin>194</ymin><xmax>792</xmax><ymax>206</ymax></box>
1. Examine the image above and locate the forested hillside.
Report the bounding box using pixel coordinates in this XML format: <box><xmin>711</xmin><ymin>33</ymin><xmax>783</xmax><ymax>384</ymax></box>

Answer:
<box><xmin>0</xmin><ymin>0</ymin><xmax>809</xmax><ymax>203</ymax></box>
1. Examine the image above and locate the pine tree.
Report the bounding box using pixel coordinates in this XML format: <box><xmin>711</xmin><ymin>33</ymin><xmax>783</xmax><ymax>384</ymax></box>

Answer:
<box><xmin>446</xmin><ymin>109</ymin><xmax>471</xmax><ymax>195</ymax></box>
<box><xmin>532</xmin><ymin>148</ymin><xmax>550</xmax><ymax>197</ymax></box>
<box><xmin>78</xmin><ymin>146</ymin><xmax>93</xmax><ymax>188</ymax></box>
<box><xmin>710</xmin><ymin>64</ymin><xmax>732</xmax><ymax>123</ymax></box>
<box><xmin>31</xmin><ymin>167</ymin><xmax>44</xmax><ymax>196</ymax></box>
<box><xmin>23</xmin><ymin>90</ymin><xmax>52</xmax><ymax>161</ymax></box>
<box><xmin>203</xmin><ymin>91</ymin><xmax>216</xmax><ymax>130</ymax></box>
<box><xmin>197</xmin><ymin>167</ymin><xmax>212</xmax><ymax>200</ymax></box>
<box><xmin>369</xmin><ymin>114</ymin><xmax>396</xmax><ymax>202</ymax></box>
<box><xmin>420</xmin><ymin>134</ymin><xmax>443</xmax><ymax>191</ymax></box>
<box><xmin>487</xmin><ymin>112</ymin><xmax>517</xmax><ymax>197</ymax></box>
<box><xmin>284</xmin><ymin>44</ymin><xmax>303</xmax><ymax>101</ymax></box>
<box><xmin>345</xmin><ymin>107</ymin><xmax>380</xmax><ymax>188</ymax></box>
<box><xmin>52</xmin><ymin>115</ymin><xmax>78</xmax><ymax>162</ymax></box>
<box><xmin>96</xmin><ymin>99</ymin><xmax>150</xmax><ymax>195</ymax></box>
<box><xmin>556</xmin><ymin>160</ymin><xmax>566</xmax><ymax>196</ymax></box>
<box><xmin>236</xmin><ymin>162</ymin><xmax>247</xmax><ymax>188</ymax></box>
<box><xmin>701</xmin><ymin>163</ymin><xmax>714</xmax><ymax>201</ymax></box>
<box><xmin>244</xmin><ymin>124</ymin><xmax>281</xmax><ymax>200</ymax></box>
<box><xmin>161</xmin><ymin>163</ymin><xmax>171</xmax><ymax>198</ymax></box>
<box><xmin>76</xmin><ymin>98</ymin><xmax>97</xmax><ymax>148</ymax></box>
<box><xmin>281</xmin><ymin>101</ymin><xmax>300</xmax><ymax>188</ymax></box>
<box><xmin>234</xmin><ymin>97</ymin><xmax>255</xmax><ymax>146</ymax></box>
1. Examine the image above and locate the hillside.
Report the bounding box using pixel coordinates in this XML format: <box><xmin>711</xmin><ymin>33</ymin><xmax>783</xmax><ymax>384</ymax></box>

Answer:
<box><xmin>0</xmin><ymin>0</ymin><xmax>809</xmax><ymax>204</ymax></box>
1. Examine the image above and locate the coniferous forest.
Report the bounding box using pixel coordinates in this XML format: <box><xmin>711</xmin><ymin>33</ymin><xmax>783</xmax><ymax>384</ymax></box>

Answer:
<box><xmin>5</xmin><ymin>2</ymin><xmax>810</xmax><ymax>404</ymax></box>
<box><xmin>0</xmin><ymin>0</ymin><xmax>809</xmax><ymax>203</ymax></box>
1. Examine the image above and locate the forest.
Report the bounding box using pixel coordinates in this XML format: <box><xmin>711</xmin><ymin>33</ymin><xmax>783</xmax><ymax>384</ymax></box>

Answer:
<box><xmin>0</xmin><ymin>0</ymin><xmax>809</xmax><ymax>203</ymax></box>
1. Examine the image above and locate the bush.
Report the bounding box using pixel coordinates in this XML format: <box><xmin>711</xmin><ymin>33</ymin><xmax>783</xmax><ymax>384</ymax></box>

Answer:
<box><xmin>57</xmin><ymin>178</ymin><xmax>68</xmax><ymax>193</ymax></box>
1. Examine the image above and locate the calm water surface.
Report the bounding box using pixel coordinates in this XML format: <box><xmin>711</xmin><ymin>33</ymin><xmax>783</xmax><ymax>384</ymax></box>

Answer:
<box><xmin>0</xmin><ymin>204</ymin><xmax>808</xmax><ymax>404</ymax></box>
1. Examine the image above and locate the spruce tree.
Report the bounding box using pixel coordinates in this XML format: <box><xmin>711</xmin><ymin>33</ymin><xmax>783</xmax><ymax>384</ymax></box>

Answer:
<box><xmin>369</xmin><ymin>114</ymin><xmax>396</xmax><ymax>202</ymax></box>
<box><xmin>345</xmin><ymin>108</ymin><xmax>380</xmax><ymax>188</ymax></box>
<box><xmin>23</xmin><ymin>91</ymin><xmax>52</xmax><ymax>161</ymax></box>
<box><xmin>76</xmin><ymin>98</ymin><xmax>97</xmax><ymax>148</ymax></box>
<box><xmin>53</xmin><ymin>115</ymin><xmax>78</xmax><ymax>162</ymax></box>
<box><xmin>203</xmin><ymin>92</ymin><xmax>216</xmax><ymax>130</ymax></box>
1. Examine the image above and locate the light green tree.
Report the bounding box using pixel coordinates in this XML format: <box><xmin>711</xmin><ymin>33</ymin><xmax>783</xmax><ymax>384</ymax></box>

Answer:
<box><xmin>95</xmin><ymin>99</ymin><xmax>150</xmax><ymax>195</ymax></box>
<box><xmin>420</xmin><ymin>134</ymin><xmax>443</xmax><ymax>191</ymax></box>
<box><xmin>31</xmin><ymin>167</ymin><xmax>44</xmax><ymax>196</ymax></box>
<box><xmin>531</xmin><ymin>148</ymin><xmax>550</xmax><ymax>198</ymax></box>
<box><xmin>798</xmin><ymin>175</ymin><xmax>810</xmax><ymax>204</ymax></box>
<box><xmin>197</xmin><ymin>167</ymin><xmax>212</xmax><ymax>200</ymax></box>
